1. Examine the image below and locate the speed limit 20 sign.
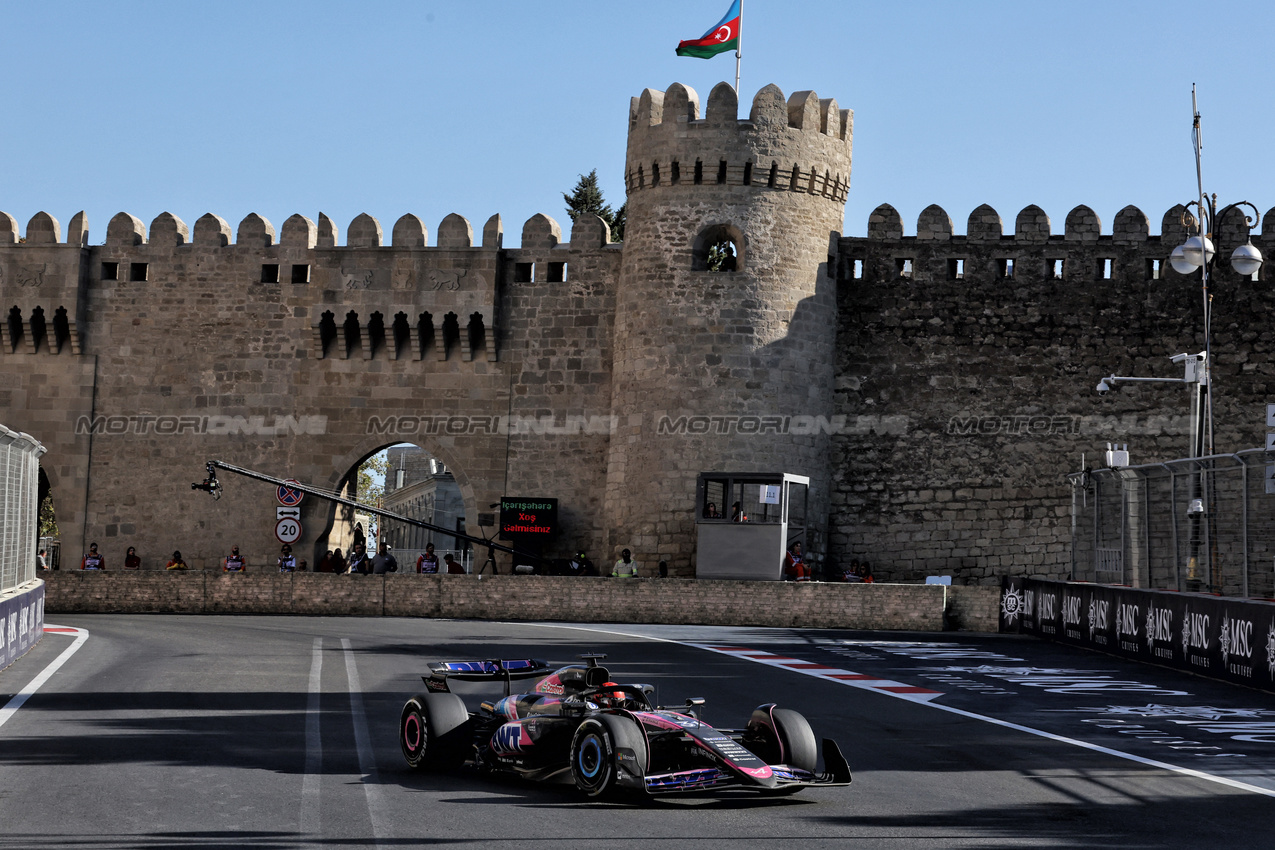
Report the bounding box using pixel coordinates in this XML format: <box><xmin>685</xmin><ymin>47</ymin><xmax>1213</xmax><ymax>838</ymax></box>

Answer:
<box><xmin>275</xmin><ymin>517</ymin><xmax>303</xmax><ymax>544</ymax></box>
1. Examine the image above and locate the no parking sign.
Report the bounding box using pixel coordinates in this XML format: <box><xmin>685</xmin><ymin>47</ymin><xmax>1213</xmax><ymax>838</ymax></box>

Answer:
<box><xmin>277</xmin><ymin>480</ymin><xmax>305</xmax><ymax>507</ymax></box>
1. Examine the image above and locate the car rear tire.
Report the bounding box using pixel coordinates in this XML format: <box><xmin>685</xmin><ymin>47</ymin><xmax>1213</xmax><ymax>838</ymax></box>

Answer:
<box><xmin>401</xmin><ymin>692</ymin><xmax>469</xmax><ymax>771</ymax></box>
<box><xmin>570</xmin><ymin>715</ymin><xmax>646</xmax><ymax>798</ymax></box>
<box><xmin>745</xmin><ymin>705</ymin><xmax>818</xmax><ymax>772</ymax></box>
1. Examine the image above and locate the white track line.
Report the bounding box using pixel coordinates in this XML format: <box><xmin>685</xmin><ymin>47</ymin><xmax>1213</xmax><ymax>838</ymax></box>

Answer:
<box><xmin>299</xmin><ymin>637</ymin><xmax>323</xmax><ymax>844</ymax></box>
<box><xmin>538</xmin><ymin>622</ymin><xmax>1275</xmax><ymax>799</ymax></box>
<box><xmin>0</xmin><ymin>624</ymin><xmax>89</xmax><ymax>731</ymax></box>
<box><xmin>342</xmin><ymin>638</ymin><xmax>390</xmax><ymax>846</ymax></box>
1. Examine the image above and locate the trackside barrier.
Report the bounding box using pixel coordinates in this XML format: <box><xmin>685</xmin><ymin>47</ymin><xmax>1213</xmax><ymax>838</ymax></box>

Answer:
<box><xmin>43</xmin><ymin>572</ymin><xmax>1003</xmax><ymax>632</ymax></box>
<box><xmin>1001</xmin><ymin>576</ymin><xmax>1275</xmax><ymax>694</ymax></box>
<box><xmin>0</xmin><ymin>581</ymin><xmax>45</xmax><ymax>671</ymax></box>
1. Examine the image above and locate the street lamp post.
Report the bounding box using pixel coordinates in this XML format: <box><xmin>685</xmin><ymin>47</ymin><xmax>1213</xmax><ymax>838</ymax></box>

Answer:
<box><xmin>1095</xmin><ymin>86</ymin><xmax>1263</xmax><ymax>593</ymax></box>
<box><xmin>1168</xmin><ymin>85</ymin><xmax>1263</xmax><ymax>592</ymax></box>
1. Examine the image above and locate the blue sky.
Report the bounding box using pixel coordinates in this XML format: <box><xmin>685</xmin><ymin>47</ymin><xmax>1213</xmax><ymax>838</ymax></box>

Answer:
<box><xmin>3</xmin><ymin>1</ymin><xmax>1274</xmax><ymax>246</ymax></box>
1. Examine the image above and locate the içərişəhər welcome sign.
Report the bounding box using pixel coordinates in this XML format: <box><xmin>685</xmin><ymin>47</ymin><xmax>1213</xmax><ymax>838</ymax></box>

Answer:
<box><xmin>498</xmin><ymin>497</ymin><xmax>559</xmax><ymax>539</ymax></box>
<box><xmin>1001</xmin><ymin>576</ymin><xmax>1275</xmax><ymax>694</ymax></box>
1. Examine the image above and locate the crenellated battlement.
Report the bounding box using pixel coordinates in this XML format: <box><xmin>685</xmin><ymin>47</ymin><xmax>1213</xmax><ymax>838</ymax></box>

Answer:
<box><xmin>838</xmin><ymin>201</ymin><xmax>1275</xmax><ymax>286</ymax></box>
<box><xmin>0</xmin><ymin>207</ymin><xmax>626</xmax><ymax>366</ymax></box>
<box><xmin>624</xmin><ymin>82</ymin><xmax>853</xmax><ymax>206</ymax></box>
<box><xmin>859</xmin><ymin>202</ymin><xmax>1273</xmax><ymax>244</ymax></box>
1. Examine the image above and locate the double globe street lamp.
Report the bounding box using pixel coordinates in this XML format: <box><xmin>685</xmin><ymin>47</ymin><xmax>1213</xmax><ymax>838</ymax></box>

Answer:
<box><xmin>1095</xmin><ymin>85</ymin><xmax>1263</xmax><ymax>591</ymax></box>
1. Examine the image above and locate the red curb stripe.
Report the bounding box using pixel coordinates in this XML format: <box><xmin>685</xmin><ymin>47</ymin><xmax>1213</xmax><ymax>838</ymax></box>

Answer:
<box><xmin>878</xmin><ymin>686</ymin><xmax>942</xmax><ymax>694</ymax></box>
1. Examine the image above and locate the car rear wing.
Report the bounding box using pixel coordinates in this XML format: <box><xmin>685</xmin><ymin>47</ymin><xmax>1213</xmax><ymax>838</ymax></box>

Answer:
<box><xmin>424</xmin><ymin>658</ymin><xmax>553</xmax><ymax>695</ymax></box>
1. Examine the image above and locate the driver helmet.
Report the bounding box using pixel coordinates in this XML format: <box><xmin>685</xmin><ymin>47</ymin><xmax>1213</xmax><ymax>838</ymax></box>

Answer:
<box><xmin>593</xmin><ymin>682</ymin><xmax>627</xmax><ymax>707</ymax></box>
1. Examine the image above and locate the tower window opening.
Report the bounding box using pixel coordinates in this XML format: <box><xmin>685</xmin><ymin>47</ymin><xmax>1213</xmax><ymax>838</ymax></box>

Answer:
<box><xmin>671</xmin><ymin>161</ymin><xmax>680</xmax><ymax>184</ymax></box>
<box><xmin>896</xmin><ymin>258</ymin><xmax>913</xmax><ymax>279</ymax></box>
<box><xmin>101</xmin><ymin>261</ymin><xmax>118</xmax><ymax>280</ymax></box>
<box><xmin>853</xmin><ymin>259</ymin><xmax>864</xmax><ymax>280</ymax></box>
<box><xmin>129</xmin><ymin>262</ymin><xmax>148</xmax><ymax>282</ymax></box>
<box><xmin>652</xmin><ymin>162</ymin><xmax>660</xmax><ymax>185</ymax></box>
<box><xmin>1147</xmin><ymin>258</ymin><xmax>1161</xmax><ymax>280</ymax></box>
<box><xmin>692</xmin><ymin>223</ymin><xmax>744</xmax><ymax>272</ymax></box>
<box><xmin>768</xmin><ymin>162</ymin><xmax>778</xmax><ymax>188</ymax></box>
<box><xmin>260</xmin><ymin>263</ymin><xmax>280</xmax><ymax>283</ymax></box>
<box><xmin>743</xmin><ymin>162</ymin><xmax>752</xmax><ymax>186</ymax></box>
<box><xmin>999</xmin><ymin>258</ymin><xmax>1015</xmax><ymax>279</ymax></box>
<box><xmin>514</xmin><ymin>262</ymin><xmax>534</xmax><ymax>283</ymax></box>
<box><xmin>546</xmin><ymin>262</ymin><xmax>566</xmax><ymax>283</ymax></box>
<box><xmin>1100</xmin><ymin>258</ymin><xmax>1113</xmax><ymax>280</ymax></box>
<box><xmin>717</xmin><ymin>160</ymin><xmax>728</xmax><ymax>184</ymax></box>
<box><xmin>694</xmin><ymin>160</ymin><xmax>703</xmax><ymax>185</ymax></box>
<box><xmin>1051</xmin><ymin>259</ymin><xmax>1064</xmax><ymax>279</ymax></box>
<box><xmin>291</xmin><ymin>264</ymin><xmax>310</xmax><ymax>284</ymax></box>
<box><xmin>948</xmin><ymin>258</ymin><xmax>964</xmax><ymax>280</ymax></box>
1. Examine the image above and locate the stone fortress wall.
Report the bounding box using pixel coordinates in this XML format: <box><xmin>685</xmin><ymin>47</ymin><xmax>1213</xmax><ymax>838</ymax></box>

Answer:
<box><xmin>4</xmin><ymin>80</ymin><xmax>1274</xmax><ymax>584</ymax></box>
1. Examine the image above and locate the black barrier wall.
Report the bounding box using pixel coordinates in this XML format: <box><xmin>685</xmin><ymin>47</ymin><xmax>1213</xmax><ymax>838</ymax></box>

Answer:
<box><xmin>1</xmin><ymin>581</ymin><xmax>45</xmax><ymax>670</ymax></box>
<box><xmin>1001</xmin><ymin>577</ymin><xmax>1275</xmax><ymax>693</ymax></box>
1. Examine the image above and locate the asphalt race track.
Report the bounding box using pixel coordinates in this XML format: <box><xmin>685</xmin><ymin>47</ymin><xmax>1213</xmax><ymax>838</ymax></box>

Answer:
<box><xmin>1</xmin><ymin>616</ymin><xmax>1274</xmax><ymax>849</ymax></box>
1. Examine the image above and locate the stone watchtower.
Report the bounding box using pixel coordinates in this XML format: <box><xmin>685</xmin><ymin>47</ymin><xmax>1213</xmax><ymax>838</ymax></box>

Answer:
<box><xmin>604</xmin><ymin>82</ymin><xmax>853</xmax><ymax>573</ymax></box>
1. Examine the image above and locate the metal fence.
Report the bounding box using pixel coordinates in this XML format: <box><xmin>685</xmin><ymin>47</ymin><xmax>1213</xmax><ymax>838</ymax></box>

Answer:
<box><xmin>1067</xmin><ymin>448</ymin><xmax>1275</xmax><ymax>598</ymax></box>
<box><xmin>1</xmin><ymin>425</ymin><xmax>45</xmax><ymax>594</ymax></box>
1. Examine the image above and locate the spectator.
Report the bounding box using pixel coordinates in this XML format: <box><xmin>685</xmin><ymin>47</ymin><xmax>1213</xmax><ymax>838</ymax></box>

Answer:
<box><xmin>352</xmin><ymin>523</ymin><xmax>366</xmax><ymax>554</ymax></box>
<box><xmin>81</xmin><ymin>542</ymin><xmax>105</xmax><ymax>571</ymax></box>
<box><xmin>443</xmin><ymin>553</ymin><xmax>465</xmax><ymax>574</ymax></box>
<box><xmin>124</xmin><ymin>546</ymin><xmax>141</xmax><ymax>570</ymax></box>
<box><xmin>277</xmin><ymin>544</ymin><xmax>297</xmax><ymax>572</ymax></box>
<box><xmin>612</xmin><ymin>548</ymin><xmax>638</xmax><ymax>578</ymax></box>
<box><xmin>223</xmin><ymin>545</ymin><xmax>246</xmax><ymax>572</ymax></box>
<box><xmin>703</xmin><ymin>501</ymin><xmax>721</xmax><ymax>519</ymax></box>
<box><xmin>730</xmin><ymin>501</ymin><xmax>746</xmax><ymax>522</ymax></box>
<box><xmin>298</xmin><ymin>559</ymin><xmax>308</xmax><ymax>572</ymax></box>
<box><xmin>841</xmin><ymin>558</ymin><xmax>862</xmax><ymax>582</ymax></box>
<box><xmin>166</xmin><ymin>550</ymin><xmax>189</xmax><ymax>571</ymax></box>
<box><xmin>326</xmin><ymin>548</ymin><xmax>344</xmax><ymax>574</ymax></box>
<box><xmin>859</xmin><ymin>561</ymin><xmax>875</xmax><ymax>583</ymax></box>
<box><xmin>345</xmin><ymin>542</ymin><xmax>369</xmax><ymax>575</ymax></box>
<box><xmin>658</xmin><ymin>559</ymin><xmax>669</xmax><ymax>578</ymax></box>
<box><xmin>416</xmin><ymin>543</ymin><xmax>440</xmax><ymax>574</ymax></box>
<box><xmin>372</xmin><ymin>541</ymin><xmax>398</xmax><ymax>574</ymax></box>
<box><xmin>568</xmin><ymin>550</ymin><xmax>596</xmax><ymax>576</ymax></box>
<box><xmin>36</xmin><ymin>548</ymin><xmax>48</xmax><ymax>571</ymax></box>
<box><xmin>783</xmin><ymin>542</ymin><xmax>810</xmax><ymax>582</ymax></box>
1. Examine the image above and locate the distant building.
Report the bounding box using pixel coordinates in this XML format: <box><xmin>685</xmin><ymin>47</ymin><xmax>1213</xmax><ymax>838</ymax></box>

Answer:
<box><xmin>382</xmin><ymin>446</ymin><xmax>467</xmax><ymax>554</ymax></box>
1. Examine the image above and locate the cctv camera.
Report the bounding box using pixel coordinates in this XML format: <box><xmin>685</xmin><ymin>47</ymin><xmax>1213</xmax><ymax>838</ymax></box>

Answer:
<box><xmin>1096</xmin><ymin>379</ymin><xmax>1110</xmax><ymax>395</ymax></box>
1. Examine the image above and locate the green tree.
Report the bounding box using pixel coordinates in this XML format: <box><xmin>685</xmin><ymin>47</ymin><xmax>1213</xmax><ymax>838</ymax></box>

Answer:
<box><xmin>39</xmin><ymin>494</ymin><xmax>58</xmax><ymax>538</ymax></box>
<box><xmin>358</xmin><ymin>450</ymin><xmax>388</xmax><ymax>506</ymax></box>
<box><xmin>564</xmin><ymin>169</ymin><xmax>625</xmax><ymax>241</ymax></box>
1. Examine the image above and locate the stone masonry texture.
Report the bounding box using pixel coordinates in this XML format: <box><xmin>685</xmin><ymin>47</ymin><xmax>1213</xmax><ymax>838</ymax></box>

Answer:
<box><xmin>5</xmin><ymin>81</ymin><xmax>1272</xmax><ymax>588</ymax></box>
<box><xmin>40</xmin><ymin>573</ymin><xmax>1001</xmax><ymax>632</ymax></box>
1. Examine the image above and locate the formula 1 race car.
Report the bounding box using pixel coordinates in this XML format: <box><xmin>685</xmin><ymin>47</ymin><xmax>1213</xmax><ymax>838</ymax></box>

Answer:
<box><xmin>399</xmin><ymin>654</ymin><xmax>852</xmax><ymax>798</ymax></box>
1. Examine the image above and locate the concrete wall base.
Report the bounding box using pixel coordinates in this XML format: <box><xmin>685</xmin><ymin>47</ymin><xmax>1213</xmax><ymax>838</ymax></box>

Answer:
<box><xmin>43</xmin><ymin>573</ymin><xmax>1003</xmax><ymax>632</ymax></box>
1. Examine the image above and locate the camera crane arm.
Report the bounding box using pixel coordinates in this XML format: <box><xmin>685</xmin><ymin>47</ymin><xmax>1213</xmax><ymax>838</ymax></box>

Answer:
<box><xmin>192</xmin><ymin>459</ymin><xmax>540</xmax><ymax>568</ymax></box>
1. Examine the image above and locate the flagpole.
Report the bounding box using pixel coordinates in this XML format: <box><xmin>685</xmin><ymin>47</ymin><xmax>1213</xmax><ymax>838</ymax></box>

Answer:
<box><xmin>735</xmin><ymin>0</ymin><xmax>742</xmax><ymax>95</ymax></box>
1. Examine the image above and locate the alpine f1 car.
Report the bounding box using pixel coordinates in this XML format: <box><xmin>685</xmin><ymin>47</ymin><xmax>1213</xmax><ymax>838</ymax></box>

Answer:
<box><xmin>399</xmin><ymin>654</ymin><xmax>852</xmax><ymax>798</ymax></box>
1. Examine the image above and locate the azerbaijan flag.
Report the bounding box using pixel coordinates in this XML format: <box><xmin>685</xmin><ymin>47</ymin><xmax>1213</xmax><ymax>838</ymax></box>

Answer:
<box><xmin>676</xmin><ymin>1</ymin><xmax>741</xmax><ymax>59</ymax></box>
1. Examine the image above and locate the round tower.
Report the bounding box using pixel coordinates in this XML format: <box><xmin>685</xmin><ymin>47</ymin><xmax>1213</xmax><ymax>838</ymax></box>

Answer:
<box><xmin>605</xmin><ymin>81</ymin><xmax>853</xmax><ymax>575</ymax></box>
